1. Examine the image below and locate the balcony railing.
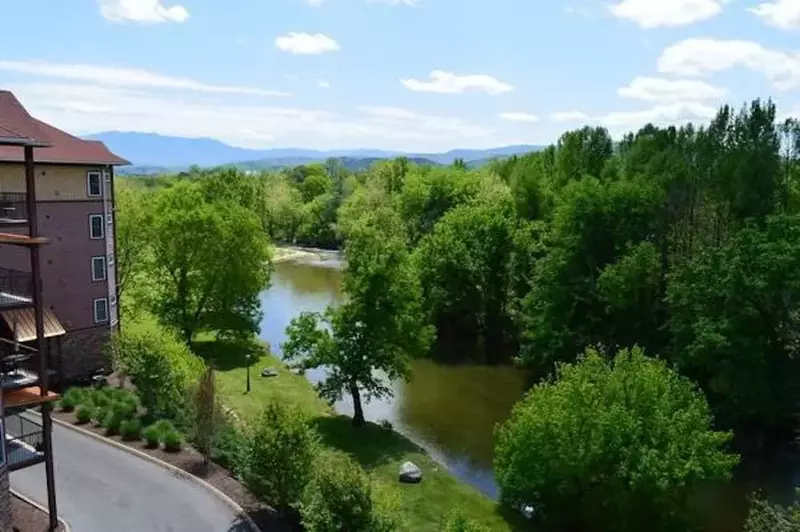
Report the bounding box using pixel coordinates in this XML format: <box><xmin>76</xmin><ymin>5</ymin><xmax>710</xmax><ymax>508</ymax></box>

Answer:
<box><xmin>0</xmin><ymin>193</ymin><xmax>28</xmax><ymax>226</ymax></box>
<box><xmin>5</xmin><ymin>411</ymin><xmax>44</xmax><ymax>471</ymax></box>
<box><xmin>0</xmin><ymin>267</ymin><xmax>32</xmax><ymax>308</ymax></box>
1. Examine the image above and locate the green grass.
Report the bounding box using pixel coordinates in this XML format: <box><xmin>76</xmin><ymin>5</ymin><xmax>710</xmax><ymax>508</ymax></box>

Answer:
<box><xmin>206</xmin><ymin>339</ymin><xmax>520</xmax><ymax>532</ymax></box>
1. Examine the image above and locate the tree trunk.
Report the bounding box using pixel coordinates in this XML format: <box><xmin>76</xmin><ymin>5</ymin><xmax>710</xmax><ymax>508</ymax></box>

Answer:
<box><xmin>350</xmin><ymin>384</ymin><xmax>365</xmax><ymax>427</ymax></box>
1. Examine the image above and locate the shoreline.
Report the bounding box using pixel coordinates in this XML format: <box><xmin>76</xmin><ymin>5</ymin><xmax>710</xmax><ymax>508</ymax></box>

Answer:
<box><xmin>271</xmin><ymin>245</ymin><xmax>342</xmax><ymax>265</ymax></box>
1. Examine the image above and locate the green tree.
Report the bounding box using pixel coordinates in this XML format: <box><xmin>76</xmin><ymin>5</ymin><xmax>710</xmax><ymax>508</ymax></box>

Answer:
<box><xmin>495</xmin><ymin>347</ymin><xmax>737</xmax><ymax>532</ymax></box>
<box><xmin>283</xmin><ymin>220</ymin><xmax>433</xmax><ymax>426</ymax></box>
<box><xmin>238</xmin><ymin>402</ymin><xmax>319</xmax><ymax>514</ymax></box>
<box><xmin>148</xmin><ymin>181</ymin><xmax>271</xmax><ymax>343</ymax></box>
<box><xmin>301</xmin><ymin>452</ymin><xmax>399</xmax><ymax>532</ymax></box>
<box><xmin>111</xmin><ymin>315</ymin><xmax>204</xmax><ymax>420</ymax></box>
<box><xmin>115</xmin><ymin>181</ymin><xmax>152</xmax><ymax>299</ymax></box>
<box><xmin>193</xmin><ymin>363</ymin><xmax>216</xmax><ymax>466</ymax></box>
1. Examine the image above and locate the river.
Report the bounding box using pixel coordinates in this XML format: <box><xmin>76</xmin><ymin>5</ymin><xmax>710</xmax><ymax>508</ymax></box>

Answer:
<box><xmin>258</xmin><ymin>251</ymin><xmax>528</xmax><ymax>499</ymax></box>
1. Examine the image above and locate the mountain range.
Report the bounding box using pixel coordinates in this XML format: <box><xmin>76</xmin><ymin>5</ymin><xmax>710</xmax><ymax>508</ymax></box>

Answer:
<box><xmin>85</xmin><ymin>132</ymin><xmax>544</xmax><ymax>174</ymax></box>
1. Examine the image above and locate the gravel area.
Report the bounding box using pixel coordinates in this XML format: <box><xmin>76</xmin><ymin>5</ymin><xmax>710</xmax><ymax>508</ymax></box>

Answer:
<box><xmin>11</xmin><ymin>494</ymin><xmax>65</xmax><ymax>532</ymax></box>
<box><xmin>52</xmin><ymin>410</ymin><xmax>296</xmax><ymax>532</ymax></box>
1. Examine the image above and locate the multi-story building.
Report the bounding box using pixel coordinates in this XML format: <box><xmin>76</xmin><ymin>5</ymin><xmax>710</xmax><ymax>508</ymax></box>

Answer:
<box><xmin>0</xmin><ymin>91</ymin><xmax>127</xmax><ymax>382</ymax></box>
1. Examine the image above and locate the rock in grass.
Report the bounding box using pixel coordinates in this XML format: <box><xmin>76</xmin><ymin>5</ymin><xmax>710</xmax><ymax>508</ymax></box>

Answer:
<box><xmin>261</xmin><ymin>368</ymin><xmax>278</xmax><ymax>378</ymax></box>
<box><xmin>399</xmin><ymin>461</ymin><xmax>422</xmax><ymax>484</ymax></box>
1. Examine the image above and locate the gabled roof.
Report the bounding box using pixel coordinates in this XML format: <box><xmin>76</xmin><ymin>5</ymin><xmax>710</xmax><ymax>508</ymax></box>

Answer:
<box><xmin>0</xmin><ymin>91</ymin><xmax>129</xmax><ymax>165</ymax></box>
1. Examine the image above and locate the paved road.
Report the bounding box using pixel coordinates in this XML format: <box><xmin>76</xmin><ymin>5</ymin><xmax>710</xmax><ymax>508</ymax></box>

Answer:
<box><xmin>11</xmin><ymin>420</ymin><xmax>249</xmax><ymax>532</ymax></box>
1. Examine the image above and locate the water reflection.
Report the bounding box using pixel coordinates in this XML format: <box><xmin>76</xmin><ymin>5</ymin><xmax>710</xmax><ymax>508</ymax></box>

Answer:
<box><xmin>258</xmin><ymin>256</ymin><xmax>528</xmax><ymax>498</ymax></box>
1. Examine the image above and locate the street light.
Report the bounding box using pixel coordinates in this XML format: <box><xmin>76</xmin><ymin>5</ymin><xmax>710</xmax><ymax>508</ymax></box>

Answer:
<box><xmin>245</xmin><ymin>353</ymin><xmax>252</xmax><ymax>394</ymax></box>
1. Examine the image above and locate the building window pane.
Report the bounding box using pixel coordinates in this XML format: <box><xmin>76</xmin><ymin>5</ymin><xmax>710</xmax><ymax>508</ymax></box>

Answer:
<box><xmin>94</xmin><ymin>298</ymin><xmax>109</xmax><ymax>323</ymax></box>
<box><xmin>87</xmin><ymin>172</ymin><xmax>102</xmax><ymax>197</ymax></box>
<box><xmin>92</xmin><ymin>256</ymin><xmax>106</xmax><ymax>282</ymax></box>
<box><xmin>89</xmin><ymin>214</ymin><xmax>104</xmax><ymax>239</ymax></box>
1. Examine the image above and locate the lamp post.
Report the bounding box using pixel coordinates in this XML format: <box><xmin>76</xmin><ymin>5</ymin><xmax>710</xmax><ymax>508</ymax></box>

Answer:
<box><xmin>245</xmin><ymin>353</ymin><xmax>251</xmax><ymax>394</ymax></box>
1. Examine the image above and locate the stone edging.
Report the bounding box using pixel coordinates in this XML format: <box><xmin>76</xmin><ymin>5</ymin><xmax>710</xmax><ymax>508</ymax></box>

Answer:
<box><xmin>10</xmin><ymin>489</ymin><xmax>71</xmax><ymax>532</ymax></box>
<box><xmin>50</xmin><ymin>417</ymin><xmax>261</xmax><ymax>532</ymax></box>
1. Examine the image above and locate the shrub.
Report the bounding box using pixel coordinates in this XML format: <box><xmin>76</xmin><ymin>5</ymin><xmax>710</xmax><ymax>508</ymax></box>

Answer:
<box><xmin>60</xmin><ymin>388</ymin><xmax>86</xmax><ymax>412</ymax></box>
<box><xmin>494</xmin><ymin>347</ymin><xmax>739</xmax><ymax>532</ymax></box>
<box><xmin>120</xmin><ymin>419</ymin><xmax>143</xmax><ymax>441</ymax></box>
<box><xmin>154</xmin><ymin>419</ymin><xmax>175</xmax><ymax>435</ymax></box>
<box><xmin>211</xmin><ymin>415</ymin><xmax>242</xmax><ymax>471</ymax></box>
<box><xmin>301</xmin><ymin>452</ymin><xmax>398</xmax><ymax>532</ymax></box>
<box><xmin>75</xmin><ymin>405</ymin><xmax>93</xmax><ymax>424</ymax></box>
<box><xmin>441</xmin><ymin>511</ymin><xmax>489</xmax><ymax>532</ymax></box>
<box><xmin>239</xmin><ymin>402</ymin><xmax>319</xmax><ymax>513</ymax></box>
<box><xmin>143</xmin><ymin>424</ymin><xmax>161</xmax><ymax>448</ymax></box>
<box><xmin>163</xmin><ymin>430</ymin><xmax>183</xmax><ymax>452</ymax></box>
<box><xmin>103</xmin><ymin>410</ymin><xmax>125</xmax><ymax>436</ymax></box>
<box><xmin>92</xmin><ymin>406</ymin><xmax>109</xmax><ymax>426</ymax></box>
<box><xmin>59</xmin><ymin>396</ymin><xmax>77</xmax><ymax>413</ymax></box>
<box><xmin>112</xmin><ymin>398</ymin><xmax>138</xmax><ymax>420</ymax></box>
<box><xmin>744</xmin><ymin>495</ymin><xmax>800</xmax><ymax>532</ymax></box>
<box><xmin>110</xmin><ymin>315</ymin><xmax>203</xmax><ymax>420</ymax></box>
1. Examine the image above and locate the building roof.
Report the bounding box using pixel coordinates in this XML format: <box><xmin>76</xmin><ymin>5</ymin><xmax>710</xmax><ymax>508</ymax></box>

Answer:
<box><xmin>0</xmin><ymin>307</ymin><xmax>67</xmax><ymax>343</ymax></box>
<box><xmin>0</xmin><ymin>91</ymin><xmax>129</xmax><ymax>165</ymax></box>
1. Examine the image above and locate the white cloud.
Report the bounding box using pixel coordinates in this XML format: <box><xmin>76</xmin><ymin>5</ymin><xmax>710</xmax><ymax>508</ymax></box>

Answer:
<box><xmin>550</xmin><ymin>103</ymin><xmax>715</xmax><ymax>130</ymax></box>
<box><xmin>498</xmin><ymin>112</ymin><xmax>540</xmax><ymax>123</ymax></box>
<box><xmin>551</xmin><ymin>111</ymin><xmax>592</xmax><ymax>122</ymax></box>
<box><xmin>98</xmin><ymin>0</ymin><xmax>189</xmax><ymax>23</ymax></box>
<box><xmin>316</xmin><ymin>80</ymin><xmax>331</xmax><ymax>89</ymax></box>
<box><xmin>401</xmin><ymin>70</ymin><xmax>514</xmax><ymax>95</ymax></box>
<box><xmin>609</xmin><ymin>0</ymin><xmax>723</xmax><ymax>28</ymax></box>
<box><xmin>275</xmin><ymin>32</ymin><xmax>340</xmax><ymax>55</ymax></box>
<box><xmin>0</xmin><ymin>60</ymin><xmax>289</xmax><ymax>97</ymax></box>
<box><xmin>618</xmin><ymin>76</ymin><xmax>727</xmax><ymax>102</ymax></box>
<box><xmin>657</xmin><ymin>38</ymin><xmax>800</xmax><ymax>90</ymax></box>
<box><xmin>8</xmin><ymin>82</ymin><xmax>499</xmax><ymax>151</ymax></box>
<box><xmin>750</xmin><ymin>0</ymin><xmax>800</xmax><ymax>29</ymax></box>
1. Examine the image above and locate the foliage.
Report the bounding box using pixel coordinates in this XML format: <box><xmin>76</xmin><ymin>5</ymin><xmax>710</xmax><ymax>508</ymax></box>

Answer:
<box><xmin>120</xmin><ymin>419</ymin><xmax>143</xmax><ymax>441</ymax></box>
<box><xmin>744</xmin><ymin>496</ymin><xmax>800</xmax><ymax>532</ymax></box>
<box><xmin>59</xmin><ymin>394</ymin><xmax>78</xmax><ymax>412</ymax></box>
<box><xmin>193</xmin><ymin>363</ymin><xmax>216</xmax><ymax>464</ymax></box>
<box><xmin>102</xmin><ymin>410</ymin><xmax>125</xmax><ymax>435</ymax></box>
<box><xmin>143</xmin><ymin>424</ymin><xmax>161</xmax><ymax>448</ymax></box>
<box><xmin>147</xmin><ymin>180</ymin><xmax>272</xmax><ymax>342</ymax></box>
<box><xmin>111</xmin><ymin>315</ymin><xmax>203</xmax><ymax>420</ymax></box>
<box><xmin>441</xmin><ymin>511</ymin><xmax>490</xmax><ymax>532</ymax></box>
<box><xmin>301</xmin><ymin>452</ymin><xmax>399</xmax><ymax>532</ymax></box>
<box><xmin>494</xmin><ymin>347</ymin><xmax>738</xmax><ymax>532</ymax></box>
<box><xmin>163</xmin><ymin>430</ymin><xmax>183</xmax><ymax>452</ymax></box>
<box><xmin>75</xmin><ymin>405</ymin><xmax>93</xmax><ymax>424</ymax></box>
<box><xmin>283</xmin><ymin>217</ymin><xmax>433</xmax><ymax>425</ymax></box>
<box><xmin>238</xmin><ymin>401</ymin><xmax>320</xmax><ymax>513</ymax></box>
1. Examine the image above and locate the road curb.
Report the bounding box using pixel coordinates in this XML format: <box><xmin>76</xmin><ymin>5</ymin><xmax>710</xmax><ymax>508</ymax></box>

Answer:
<box><xmin>10</xmin><ymin>488</ymin><xmax>71</xmax><ymax>532</ymax></box>
<box><xmin>51</xmin><ymin>417</ymin><xmax>261</xmax><ymax>532</ymax></box>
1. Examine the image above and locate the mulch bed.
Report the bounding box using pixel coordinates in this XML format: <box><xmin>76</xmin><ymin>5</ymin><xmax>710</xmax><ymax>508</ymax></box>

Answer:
<box><xmin>12</xmin><ymin>494</ymin><xmax>66</xmax><ymax>532</ymax></box>
<box><xmin>52</xmin><ymin>410</ymin><xmax>295</xmax><ymax>532</ymax></box>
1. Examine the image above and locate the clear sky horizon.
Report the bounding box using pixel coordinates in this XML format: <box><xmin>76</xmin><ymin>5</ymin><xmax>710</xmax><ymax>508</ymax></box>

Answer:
<box><xmin>1</xmin><ymin>0</ymin><xmax>798</xmax><ymax>151</ymax></box>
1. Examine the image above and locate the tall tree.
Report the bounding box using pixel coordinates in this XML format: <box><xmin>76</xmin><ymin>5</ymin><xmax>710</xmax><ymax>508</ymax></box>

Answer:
<box><xmin>283</xmin><ymin>216</ymin><xmax>433</xmax><ymax>426</ymax></box>
<box><xmin>149</xmin><ymin>181</ymin><xmax>272</xmax><ymax>343</ymax></box>
<box><xmin>115</xmin><ymin>181</ymin><xmax>152</xmax><ymax>298</ymax></box>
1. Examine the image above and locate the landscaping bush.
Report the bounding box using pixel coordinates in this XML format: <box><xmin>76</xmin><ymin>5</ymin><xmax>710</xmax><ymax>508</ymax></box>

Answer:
<box><xmin>744</xmin><ymin>495</ymin><xmax>800</xmax><ymax>532</ymax></box>
<box><xmin>494</xmin><ymin>347</ymin><xmax>739</xmax><ymax>532</ymax></box>
<box><xmin>75</xmin><ymin>405</ymin><xmax>93</xmax><ymax>424</ymax></box>
<box><xmin>442</xmin><ymin>511</ymin><xmax>489</xmax><ymax>532</ymax></box>
<box><xmin>239</xmin><ymin>402</ymin><xmax>319</xmax><ymax>513</ymax></box>
<box><xmin>143</xmin><ymin>424</ymin><xmax>161</xmax><ymax>448</ymax></box>
<box><xmin>163</xmin><ymin>430</ymin><xmax>183</xmax><ymax>452</ymax></box>
<box><xmin>62</xmin><ymin>387</ymin><xmax>87</xmax><ymax>406</ymax></box>
<box><xmin>92</xmin><ymin>406</ymin><xmax>109</xmax><ymax>426</ymax></box>
<box><xmin>154</xmin><ymin>419</ymin><xmax>176</xmax><ymax>435</ymax></box>
<box><xmin>301</xmin><ymin>452</ymin><xmax>398</xmax><ymax>532</ymax></box>
<box><xmin>120</xmin><ymin>419</ymin><xmax>143</xmax><ymax>441</ymax></box>
<box><xmin>110</xmin><ymin>315</ymin><xmax>203</xmax><ymax>420</ymax></box>
<box><xmin>210</xmin><ymin>415</ymin><xmax>241</xmax><ymax>471</ymax></box>
<box><xmin>103</xmin><ymin>410</ymin><xmax>125</xmax><ymax>436</ymax></box>
<box><xmin>59</xmin><ymin>395</ymin><xmax>77</xmax><ymax>413</ymax></box>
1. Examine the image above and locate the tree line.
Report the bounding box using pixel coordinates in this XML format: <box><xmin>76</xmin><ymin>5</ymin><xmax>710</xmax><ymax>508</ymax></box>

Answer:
<box><xmin>117</xmin><ymin>99</ymin><xmax>800</xmax><ymax>530</ymax></box>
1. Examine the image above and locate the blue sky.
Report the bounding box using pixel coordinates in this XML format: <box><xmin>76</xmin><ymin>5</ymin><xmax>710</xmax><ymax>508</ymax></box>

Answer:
<box><xmin>0</xmin><ymin>0</ymin><xmax>798</xmax><ymax>151</ymax></box>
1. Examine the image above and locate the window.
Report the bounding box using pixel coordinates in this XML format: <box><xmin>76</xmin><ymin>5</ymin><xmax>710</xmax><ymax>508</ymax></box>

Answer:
<box><xmin>91</xmin><ymin>256</ymin><xmax>106</xmax><ymax>282</ymax></box>
<box><xmin>89</xmin><ymin>214</ymin><xmax>104</xmax><ymax>239</ymax></box>
<box><xmin>87</xmin><ymin>171</ymin><xmax>102</xmax><ymax>197</ymax></box>
<box><xmin>93</xmin><ymin>298</ymin><xmax>109</xmax><ymax>324</ymax></box>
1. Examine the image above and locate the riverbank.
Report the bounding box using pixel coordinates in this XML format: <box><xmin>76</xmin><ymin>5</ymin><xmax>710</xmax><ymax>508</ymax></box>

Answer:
<box><xmin>209</xmin><ymin>343</ymin><xmax>520</xmax><ymax>531</ymax></box>
<box><xmin>271</xmin><ymin>245</ymin><xmax>341</xmax><ymax>264</ymax></box>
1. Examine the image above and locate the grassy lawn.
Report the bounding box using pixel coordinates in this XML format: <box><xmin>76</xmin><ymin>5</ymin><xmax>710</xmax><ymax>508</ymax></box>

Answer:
<box><xmin>201</xmin><ymin>338</ymin><xmax>520</xmax><ymax>531</ymax></box>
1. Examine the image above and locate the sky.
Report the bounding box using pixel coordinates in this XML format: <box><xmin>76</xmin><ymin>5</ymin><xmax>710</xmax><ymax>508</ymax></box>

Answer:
<box><xmin>0</xmin><ymin>0</ymin><xmax>798</xmax><ymax>151</ymax></box>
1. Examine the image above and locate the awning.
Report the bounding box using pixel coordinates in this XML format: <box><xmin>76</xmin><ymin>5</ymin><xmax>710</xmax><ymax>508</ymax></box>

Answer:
<box><xmin>0</xmin><ymin>308</ymin><xmax>66</xmax><ymax>343</ymax></box>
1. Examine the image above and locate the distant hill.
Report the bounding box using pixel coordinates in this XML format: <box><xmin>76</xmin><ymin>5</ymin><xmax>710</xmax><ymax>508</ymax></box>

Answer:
<box><xmin>87</xmin><ymin>131</ymin><xmax>543</xmax><ymax>173</ymax></box>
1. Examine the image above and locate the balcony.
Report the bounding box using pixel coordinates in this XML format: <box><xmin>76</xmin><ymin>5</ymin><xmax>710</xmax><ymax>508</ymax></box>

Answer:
<box><xmin>4</xmin><ymin>410</ymin><xmax>45</xmax><ymax>471</ymax></box>
<box><xmin>0</xmin><ymin>267</ymin><xmax>32</xmax><ymax>309</ymax></box>
<box><xmin>0</xmin><ymin>193</ymin><xmax>28</xmax><ymax>226</ymax></box>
